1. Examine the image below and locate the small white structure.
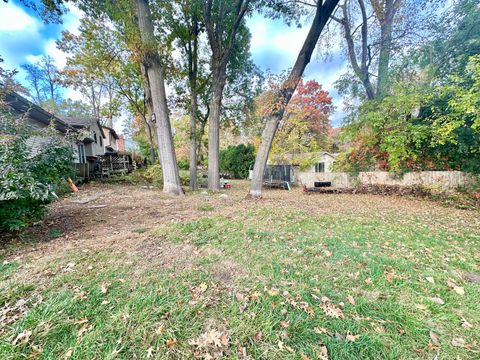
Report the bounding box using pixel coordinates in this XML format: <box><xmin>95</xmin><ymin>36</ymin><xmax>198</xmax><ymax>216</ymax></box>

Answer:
<box><xmin>303</xmin><ymin>152</ymin><xmax>338</xmax><ymax>174</ymax></box>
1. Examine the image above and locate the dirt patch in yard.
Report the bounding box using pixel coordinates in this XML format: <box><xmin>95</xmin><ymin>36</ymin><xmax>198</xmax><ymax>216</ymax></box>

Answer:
<box><xmin>134</xmin><ymin>241</ymin><xmax>201</xmax><ymax>272</ymax></box>
<box><xmin>212</xmin><ymin>260</ymin><xmax>246</xmax><ymax>287</ymax></box>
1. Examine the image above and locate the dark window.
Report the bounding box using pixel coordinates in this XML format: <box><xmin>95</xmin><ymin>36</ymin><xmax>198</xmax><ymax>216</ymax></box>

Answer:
<box><xmin>315</xmin><ymin>162</ymin><xmax>325</xmax><ymax>173</ymax></box>
<box><xmin>93</xmin><ymin>131</ymin><xmax>97</xmax><ymax>143</ymax></box>
<box><xmin>77</xmin><ymin>144</ymin><xmax>86</xmax><ymax>163</ymax></box>
<box><xmin>100</xmin><ymin>136</ymin><xmax>103</xmax><ymax>146</ymax></box>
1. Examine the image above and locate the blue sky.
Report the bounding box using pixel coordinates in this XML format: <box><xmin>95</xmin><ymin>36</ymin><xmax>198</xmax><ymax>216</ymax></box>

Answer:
<box><xmin>0</xmin><ymin>1</ymin><xmax>347</xmax><ymax>129</ymax></box>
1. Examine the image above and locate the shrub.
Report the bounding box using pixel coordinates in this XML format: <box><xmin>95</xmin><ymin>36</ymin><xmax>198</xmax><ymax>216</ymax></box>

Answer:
<box><xmin>0</xmin><ymin>113</ymin><xmax>74</xmax><ymax>231</ymax></box>
<box><xmin>219</xmin><ymin>144</ymin><xmax>255</xmax><ymax>179</ymax></box>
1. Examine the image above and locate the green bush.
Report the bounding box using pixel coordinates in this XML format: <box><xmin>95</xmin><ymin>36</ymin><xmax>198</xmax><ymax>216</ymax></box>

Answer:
<box><xmin>0</xmin><ymin>113</ymin><xmax>74</xmax><ymax>231</ymax></box>
<box><xmin>219</xmin><ymin>143</ymin><xmax>255</xmax><ymax>179</ymax></box>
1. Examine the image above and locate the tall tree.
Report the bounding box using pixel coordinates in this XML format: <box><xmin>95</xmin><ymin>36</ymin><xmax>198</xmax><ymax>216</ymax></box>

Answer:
<box><xmin>21</xmin><ymin>55</ymin><xmax>62</xmax><ymax>112</ymax></box>
<box><xmin>249</xmin><ymin>0</ymin><xmax>340</xmax><ymax>197</ymax></box>
<box><xmin>330</xmin><ymin>0</ymin><xmax>438</xmax><ymax>100</ymax></box>
<box><xmin>136</xmin><ymin>0</ymin><xmax>183</xmax><ymax>195</ymax></box>
<box><xmin>202</xmin><ymin>0</ymin><xmax>252</xmax><ymax>190</ymax></box>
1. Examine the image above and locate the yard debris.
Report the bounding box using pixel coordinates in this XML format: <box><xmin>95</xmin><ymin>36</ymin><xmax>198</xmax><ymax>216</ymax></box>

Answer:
<box><xmin>426</xmin><ymin>277</ymin><xmax>435</xmax><ymax>284</ymax></box>
<box><xmin>364</xmin><ymin>277</ymin><xmax>373</xmax><ymax>285</ymax></box>
<box><xmin>346</xmin><ymin>295</ymin><xmax>356</xmax><ymax>305</ymax></box>
<box><xmin>460</xmin><ymin>316</ymin><xmax>473</xmax><ymax>329</ymax></box>
<box><xmin>319</xmin><ymin>297</ymin><xmax>344</xmax><ymax>318</ymax></box>
<box><xmin>451</xmin><ymin>337</ymin><xmax>465</xmax><ymax>348</ymax></box>
<box><xmin>429</xmin><ymin>331</ymin><xmax>440</xmax><ymax>346</ymax></box>
<box><xmin>318</xmin><ymin>345</ymin><xmax>329</xmax><ymax>360</ymax></box>
<box><xmin>165</xmin><ymin>338</ymin><xmax>177</xmax><ymax>348</ymax></box>
<box><xmin>189</xmin><ymin>323</ymin><xmax>229</xmax><ymax>359</ymax></box>
<box><xmin>446</xmin><ymin>278</ymin><xmax>465</xmax><ymax>295</ymax></box>
<box><xmin>12</xmin><ymin>329</ymin><xmax>32</xmax><ymax>345</ymax></box>
<box><xmin>63</xmin><ymin>262</ymin><xmax>76</xmax><ymax>272</ymax></box>
<box><xmin>463</xmin><ymin>272</ymin><xmax>480</xmax><ymax>284</ymax></box>
<box><xmin>429</xmin><ymin>297</ymin><xmax>445</xmax><ymax>305</ymax></box>
<box><xmin>345</xmin><ymin>332</ymin><xmax>359</xmax><ymax>342</ymax></box>
<box><xmin>63</xmin><ymin>349</ymin><xmax>73</xmax><ymax>359</ymax></box>
<box><xmin>384</xmin><ymin>269</ymin><xmax>396</xmax><ymax>283</ymax></box>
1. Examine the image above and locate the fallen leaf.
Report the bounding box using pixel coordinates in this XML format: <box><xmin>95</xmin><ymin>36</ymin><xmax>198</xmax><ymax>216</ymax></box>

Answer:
<box><xmin>429</xmin><ymin>331</ymin><xmax>439</xmax><ymax>345</ymax></box>
<box><xmin>451</xmin><ymin>338</ymin><xmax>465</xmax><ymax>347</ymax></box>
<box><xmin>384</xmin><ymin>270</ymin><xmax>395</xmax><ymax>283</ymax></box>
<box><xmin>77</xmin><ymin>323</ymin><xmax>92</xmax><ymax>338</ymax></box>
<box><xmin>430</xmin><ymin>297</ymin><xmax>445</xmax><ymax>305</ymax></box>
<box><xmin>64</xmin><ymin>349</ymin><xmax>73</xmax><ymax>359</ymax></box>
<box><xmin>314</xmin><ymin>327</ymin><xmax>328</xmax><ymax>334</ymax></box>
<box><xmin>100</xmin><ymin>283</ymin><xmax>110</xmax><ymax>294</ymax></box>
<box><xmin>346</xmin><ymin>332</ymin><xmax>359</xmax><ymax>342</ymax></box>
<box><xmin>460</xmin><ymin>317</ymin><xmax>473</xmax><ymax>329</ymax></box>
<box><xmin>346</xmin><ymin>295</ymin><xmax>356</xmax><ymax>305</ymax></box>
<box><xmin>75</xmin><ymin>318</ymin><xmax>89</xmax><ymax>325</ymax></box>
<box><xmin>266</xmin><ymin>287</ymin><xmax>279</xmax><ymax>296</ymax></box>
<box><xmin>453</xmin><ymin>286</ymin><xmax>465</xmax><ymax>296</ymax></box>
<box><xmin>319</xmin><ymin>344</ymin><xmax>329</xmax><ymax>360</ymax></box>
<box><xmin>301</xmin><ymin>355</ymin><xmax>311</xmax><ymax>360</ymax></box>
<box><xmin>280</xmin><ymin>320</ymin><xmax>290</xmax><ymax>328</ymax></box>
<box><xmin>324</xmin><ymin>250</ymin><xmax>332</xmax><ymax>257</ymax></box>
<box><xmin>319</xmin><ymin>298</ymin><xmax>344</xmax><ymax>318</ymax></box>
<box><xmin>364</xmin><ymin>278</ymin><xmax>373</xmax><ymax>285</ymax></box>
<box><xmin>13</xmin><ymin>330</ymin><xmax>32</xmax><ymax>345</ymax></box>
<box><xmin>254</xmin><ymin>331</ymin><xmax>263</xmax><ymax>342</ymax></box>
<box><xmin>426</xmin><ymin>277</ymin><xmax>435</xmax><ymax>284</ymax></box>
<box><xmin>165</xmin><ymin>338</ymin><xmax>177</xmax><ymax>348</ymax></box>
<box><xmin>146</xmin><ymin>346</ymin><xmax>154</xmax><ymax>358</ymax></box>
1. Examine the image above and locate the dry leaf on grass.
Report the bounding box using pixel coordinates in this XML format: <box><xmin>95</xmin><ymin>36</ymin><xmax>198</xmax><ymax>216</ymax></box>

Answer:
<box><xmin>426</xmin><ymin>277</ymin><xmax>435</xmax><ymax>284</ymax></box>
<box><xmin>280</xmin><ymin>320</ymin><xmax>290</xmax><ymax>328</ymax></box>
<box><xmin>384</xmin><ymin>269</ymin><xmax>396</xmax><ymax>283</ymax></box>
<box><xmin>77</xmin><ymin>323</ymin><xmax>92</xmax><ymax>338</ymax></box>
<box><xmin>460</xmin><ymin>317</ymin><xmax>473</xmax><ymax>329</ymax></box>
<box><xmin>253</xmin><ymin>331</ymin><xmax>263</xmax><ymax>342</ymax></box>
<box><xmin>64</xmin><ymin>349</ymin><xmax>73</xmax><ymax>359</ymax></box>
<box><xmin>346</xmin><ymin>332</ymin><xmax>359</xmax><ymax>342</ymax></box>
<box><xmin>146</xmin><ymin>346</ymin><xmax>155</xmax><ymax>358</ymax></box>
<box><xmin>13</xmin><ymin>330</ymin><xmax>32</xmax><ymax>345</ymax></box>
<box><xmin>453</xmin><ymin>286</ymin><xmax>465</xmax><ymax>296</ymax></box>
<box><xmin>314</xmin><ymin>327</ymin><xmax>328</xmax><ymax>334</ymax></box>
<box><xmin>165</xmin><ymin>338</ymin><xmax>177</xmax><ymax>348</ymax></box>
<box><xmin>429</xmin><ymin>331</ymin><xmax>440</xmax><ymax>345</ymax></box>
<box><xmin>451</xmin><ymin>338</ymin><xmax>465</xmax><ymax>347</ymax></box>
<box><xmin>346</xmin><ymin>295</ymin><xmax>356</xmax><ymax>305</ymax></box>
<box><xmin>364</xmin><ymin>278</ymin><xmax>373</xmax><ymax>285</ymax></box>
<box><xmin>430</xmin><ymin>297</ymin><xmax>445</xmax><ymax>305</ymax></box>
<box><xmin>319</xmin><ymin>298</ymin><xmax>344</xmax><ymax>318</ymax></box>
<box><xmin>319</xmin><ymin>345</ymin><xmax>329</xmax><ymax>360</ymax></box>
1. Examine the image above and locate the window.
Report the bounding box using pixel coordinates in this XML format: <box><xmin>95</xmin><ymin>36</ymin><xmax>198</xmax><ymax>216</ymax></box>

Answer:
<box><xmin>93</xmin><ymin>131</ymin><xmax>97</xmax><ymax>143</ymax></box>
<box><xmin>315</xmin><ymin>162</ymin><xmax>325</xmax><ymax>173</ymax></box>
<box><xmin>100</xmin><ymin>136</ymin><xmax>103</xmax><ymax>146</ymax></box>
<box><xmin>77</xmin><ymin>144</ymin><xmax>86</xmax><ymax>163</ymax></box>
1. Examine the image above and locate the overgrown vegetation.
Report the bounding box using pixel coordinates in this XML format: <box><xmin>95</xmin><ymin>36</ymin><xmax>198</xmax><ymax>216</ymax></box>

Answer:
<box><xmin>0</xmin><ymin>113</ymin><xmax>74</xmax><ymax>231</ymax></box>
<box><xmin>219</xmin><ymin>144</ymin><xmax>255</xmax><ymax>179</ymax></box>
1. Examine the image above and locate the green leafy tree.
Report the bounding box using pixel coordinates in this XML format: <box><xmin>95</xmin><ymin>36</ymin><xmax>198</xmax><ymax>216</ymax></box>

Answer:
<box><xmin>219</xmin><ymin>143</ymin><xmax>255</xmax><ymax>179</ymax></box>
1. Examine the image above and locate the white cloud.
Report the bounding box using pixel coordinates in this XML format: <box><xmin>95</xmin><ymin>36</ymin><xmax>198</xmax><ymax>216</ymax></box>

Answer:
<box><xmin>0</xmin><ymin>2</ymin><xmax>39</xmax><ymax>32</ymax></box>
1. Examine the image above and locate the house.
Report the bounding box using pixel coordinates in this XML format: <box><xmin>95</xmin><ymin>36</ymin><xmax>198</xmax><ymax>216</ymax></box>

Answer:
<box><xmin>303</xmin><ymin>152</ymin><xmax>338</xmax><ymax>174</ymax></box>
<box><xmin>101</xmin><ymin>125</ymin><xmax>119</xmax><ymax>153</ymax></box>
<box><xmin>4</xmin><ymin>91</ymin><xmax>71</xmax><ymax>155</ymax></box>
<box><xmin>61</xmin><ymin>117</ymin><xmax>105</xmax><ymax>161</ymax></box>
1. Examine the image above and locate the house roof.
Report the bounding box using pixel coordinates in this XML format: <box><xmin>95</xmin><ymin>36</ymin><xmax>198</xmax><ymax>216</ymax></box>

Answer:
<box><xmin>62</xmin><ymin>117</ymin><xmax>106</xmax><ymax>138</ymax></box>
<box><xmin>101</xmin><ymin>125</ymin><xmax>119</xmax><ymax>139</ymax></box>
<box><xmin>4</xmin><ymin>91</ymin><xmax>70</xmax><ymax>133</ymax></box>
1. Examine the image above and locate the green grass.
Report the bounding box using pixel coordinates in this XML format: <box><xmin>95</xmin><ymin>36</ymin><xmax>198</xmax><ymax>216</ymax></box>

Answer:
<box><xmin>1</xmin><ymin>202</ymin><xmax>479</xmax><ymax>359</ymax></box>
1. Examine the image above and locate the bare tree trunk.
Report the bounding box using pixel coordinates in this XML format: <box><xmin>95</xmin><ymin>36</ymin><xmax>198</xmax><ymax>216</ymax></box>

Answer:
<box><xmin>136</xmin><ymin>0</ymin><xmax>183</xmax><ymax>195</ymax></box>
<box><xmin>207</xmin><ymin>68</ymin><xmax>227</xmax><ymax>190</ymax></box>
<box><xmin>140</xmin><ymin>62</ymin><xmax>159</xmax><ymax>162</ymax></box>
<box><xmin>376</xmin><ymin>0</ymin><xmax>395</xmax><ymax>98</ymax></box>
<box><xmin>189</xmin><ymin>89</ymin><xmax>198</xmax><ymax>190</ymax></box>
<box><xmin>249</xmin><ymin>0</ymin><xmax>340</xmax><ymax>197</ymax></box>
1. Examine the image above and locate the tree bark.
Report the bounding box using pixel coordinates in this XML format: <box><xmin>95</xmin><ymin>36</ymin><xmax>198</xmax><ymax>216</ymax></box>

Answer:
<box><xmin>376</xmin><ymin>0</ymin><xmax>395</xmax><ymax>98</ymax></box>
<box><xmin>136</xmin><ymin>0</ymin><xmax>183</xmax><ymax>195</ymax></box>
<box><xmin>189</xmin><ymin>85</ymin><xmax>199</xmax><ymax>190</ymax></box>
<box><xmin>140</xmin><ymin>61</ymin><xmax>159</xmax><ymax>162</ymax></box>
<box><xmin>203</xmin><ymin>0</ymin><xmax>250</xmax><ymax>191</ymax></box>
<box><xmin>249</xmin><ymin>0</ymin><xmax>340</xmax><ymax>197</ymax></box>
<box><xmin>207</xmin><ymin>67</ymin><xmax>227</xmax><ymax>190</ymax></box>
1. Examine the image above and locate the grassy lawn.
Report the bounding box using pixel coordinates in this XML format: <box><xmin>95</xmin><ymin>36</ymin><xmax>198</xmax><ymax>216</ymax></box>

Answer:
<box><xmin>0</xmin><ymin>181</ymin><xmax>479</xmax><ymax>359</ymax></box>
